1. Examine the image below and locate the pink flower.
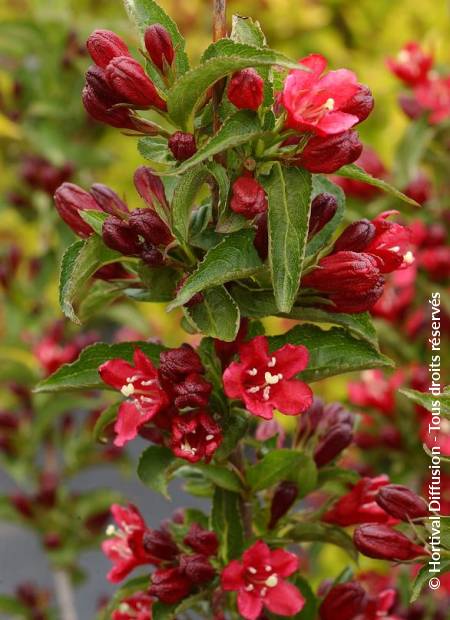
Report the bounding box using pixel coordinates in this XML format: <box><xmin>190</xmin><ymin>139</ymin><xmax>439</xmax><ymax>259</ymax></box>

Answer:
<box><xmin>99</xmin><ymin>349</ymin><xmax>169</xmax><ymax>447</ymax></box>
<box><xmin>387</xmin><ymin>42</ymin><xmax>433</xmax><ymax>86</ymax></box>
<box><xmin>223</xmin><ymin>336</ymin><xmax>313</xmax><ymax>419</ymax></box>
<box><xmin>282</xmin><ymin>54</ymin><xmax>363</xmax><ymax>136</ymax></box>
<box><xmin>112</xmin><ymin>592</ymin><xmax>153</xmax><ymax>620</ymax></box>
<box><xmin>102</xmin><ymin>504</ymin><xmax>155</xmax><ymax>583</ymax></box>
<box><xmin>221</xmin><ymin>541</ymin><xmax>304</xmax><ymax>619</ymax></box>
<box><xmin>348</xmin><ymin>369</ymin><xmax>404</xmax><ymax>416</ymax></box>
<box><xmin>365</xmin><ymin>211</ymin><xmax>414</xmax><ymax>273</ymax></box>
<box><xmin>414</xmin><ymin>75</ymin><xmax>450</xmax><ymax>124</ymax></box>
<box><xmin>323</xmin><ymin>476</ymin><xmax>393</xmax><ymax>526</ymax></box>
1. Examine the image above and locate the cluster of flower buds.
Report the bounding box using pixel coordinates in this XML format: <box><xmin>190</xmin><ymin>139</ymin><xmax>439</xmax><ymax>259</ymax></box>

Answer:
<box><xmin>82</xmin><ymin>24</ymin><xmax>175</xmax><ymax>130</ymax></box>
<box><xmin>280</xmin><ymin>54</ymin><xmax>374</xmax><ymax>173</ymax></box>
<box><xmin>301</xmin><ymin>210</ymin><xmax>413</xmax><ymax>313</ymax></box>
<box><xmin>319</xmin><ymin>580</ymin><xmax>401</xmax><ymax>620</ymax></box>
<box><xmin>21</xmin><ymin>155</ymin><xmax>73</xmax><ymax>195</ymax></box>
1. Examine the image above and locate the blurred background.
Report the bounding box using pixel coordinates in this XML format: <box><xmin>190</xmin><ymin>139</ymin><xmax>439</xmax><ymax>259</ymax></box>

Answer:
<box><xmin>0</xmin><ymin>0</ymin><xmax>449</xmax><ymax>618</ymax></box>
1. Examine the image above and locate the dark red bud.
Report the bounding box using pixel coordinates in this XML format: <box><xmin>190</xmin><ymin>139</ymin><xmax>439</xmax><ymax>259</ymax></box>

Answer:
<box><xmin>269</xmin><ymin>481</ymin><xmax>299</xmax><ymax>529</ymax></box>
<box><xmin>143</xmin><ymin>528</ymin><xmax>179</xmax><ymax>561</ymax></box>
<box><xmin>398</xmin><ymin>94</ymin><xmax>424</xmax><ymax>120</ymax></box>
<box><xmin>54</xmin><ymin>182</ymin><xmax>101</xmax><ymax>237</ymax></box>
<box><xmin>94</xmin><ymin>263</ymin><xmax>130</xmax><ymax>280</ymax></box>
<box><xmin>314</xmin><ymin>423</ymin><xmax>354</xmax><ymax>467</ymax></box>
<box><xmin>308</xmin><ymin>193</ymin><xmax>338</xmax><ymax>239</ymax></box>
<box><xmin>230</xmin><ymin>176</ymin><xmax>268</xmax><ymax>219</ymax></box>
<box><xmin>43</xmin><ymin>532</ymin><xmax>62</xmax><ymax>549</ymax></box>
<box><xmin>85</xmin><ymin>65</ymin><xmax>120</xmax><ymax>104</ymax></box>
<box><xmin>10</xmin><ymin>494</ymin><xmax>34</xmax><ymax>519</ymax></box>
<box><xmin>82</xmin><ymin>84</ymin><xmax>135</xmax><ymax>129</ymax></box>
<box><xmin>332</xmin><ymin>220</ymin><xmax>376</xmax><ymax>253</ymax></box>
<box><xmin>172</xmin><ymin>373</ymin><xmax>212</xmax><ymax>409</ymax></box>
<box><xmin>36</xmin><ymin>472</ymin><xmax>58</xmax><ymax>508</ymax></box>
<box><xmin>102</xmin><ymin>216</ymin><xmax>142</xmax><ymax>256</ymax></box>
<box><xmin>90</xmin><ymin>183</ymin><xmax>129</xmax><ymax>215</ymax></box>
<box><xmin>0</xmin><ymin>412</ymin><xmax>19</xmax><ymax>430</ymax></box>
<box><xmin>159</xmin><ymin>344</ymin><xmax>204</xmax><ymax>383</ymax></box>
<box><xmin>341</xmin><ymin>84</ymin><xmax>374</xmax><ymax>123</ymax></box>
<box><xmin>227</xmin><ymin>69</ymin><xmax>264</xmax><ymax>111</ymax></box>
<box><xmin>253</xmin><ymin>212</ymin><xmax>268</xmax><ymax>260</ymax></box>
<box><xmin>141</xmin><ymin>244</ymin><xmax>165</xmax><ymax>266</ymax></box>
<box><xmin>129</xmin><ymin>208</ymin><xmax>172</xmax><ymax>246</ymax></box>
<box><xmin>148</xmin><ymin>567</ymin><xmax>192</xmax><ymax>604</ymax></box>
<box><xmin>179</xmin><ymin>554</ymin><xmax>216</xmax><ymax>585</ymax></box>
<box><xmin>376</xmin><ymin>485</ymin><xmax>428</xmax><ymax>521</ymax></box>
<box><xmin>353</xmin><ymin>524</ymin><xmax>426</xmax><ymax>561</ymax></box>
<box><xmin>86</xmin><ymin>29</ymin><xmax>130</xmax><ymax>69</ymax></box>
<box><xmin>168</xmin><ymin>131</ymin><xmax>197</xmax><ymax>161</ymax></box>
<box><xmin>319</xmin><ymin>582</ymin><xmax>368</xmax><ymax>620</ymax></box>
<box><xmin>144</xmin><ymin>24</ymin><xmax>175</xmax><ymax>73</ymax></box>
<box><xmin>134</xmin><ymin>166</ymin><xmax>168</xmax><ymax>211</ymax></box>
<box><xmin>184</xmin><ymin>523</ymin><xmax>218</xmax><ymax>556</ymax></box>
<box><xmin>16</xmin><ymin>583</ymin><xmax>40</xmax><ymax>607</ymax></box>
<box><xmin>106</xmin><ymin>56</ymin><xmax>166</xmax><ymax>109</ymax></box>
<box><xmin>296</xmin><ymin>130</ymin><xmax>363</xmax><ymax>174</ymax></box>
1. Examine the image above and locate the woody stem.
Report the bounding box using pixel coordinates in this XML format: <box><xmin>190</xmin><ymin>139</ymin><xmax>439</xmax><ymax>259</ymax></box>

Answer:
<box><xmin>211</xmin><ymin>0</ymin><xmax>227</xmax><ymax>214</ymax></box>
<box><xmin>231</xmin><ymin>446</ymin><xmax>253</xmax><ymax>539</ymax></box>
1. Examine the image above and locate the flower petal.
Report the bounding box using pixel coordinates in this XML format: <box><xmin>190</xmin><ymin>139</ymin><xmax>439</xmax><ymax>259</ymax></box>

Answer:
<box><xmin>242</xmin><ymin>540</ymin><xmax>271</xmax><ymax>567</ymax></box>
<box><xmin>223</xmin><ymin>362</ymin><xmax>244</xmax><ymax>399</ymax></box>
<box><xmin>298</xmin><ymin>53</ymin><xmax>327</xmax><ymax>76</ymax></box>
<box><xmin>319</xmin><ymin>69</ymin><xmax>359</xmax><ymax>106</ymax></box>
<box><xmin>273</xmin><ymin>344</ymin><xmax>309</xmax><ymax>378</ymax></box>
<box><xmin>242</xmin><ymin>393</ymin><xmax>274</xmax><ymax>419</ymax></box>
<box><xmin>99</xmin><ymin>359</ymin><xmax>136</xmax><ymax>390</ymax></box>
<box><xmin>238</xmin><ymin>335</ymin><xmax>269</xmax><ymax>369</ymax></box>
<box><xmin>133</xmin><ymin>348</ymin><xmax>157</xmax><ymax>376</ymax></box>
<box><xmin>264</xmin><ymin>580</ymin><xmax>305</xmax><ymax>616</ymax></box>
<box><xmin>315</xmin><ymin>111</ymin><xmax>359</xmax><ymax>136</ymax></box>
<box><xmin>221</xmin><ymin>560</ymin><xmax>244</xmax><ymax>591</ymax></box>
<box><xmin>114</xmin><ymin>401</ymin><xmax>156</xmax><ymax>447</ymax></box>
<box><xmin>269</xmin><ymin>548</ymin><xmax>299</xmax><ymax>577</ymax></box>
<box><xmin>271</xmin><ymin>379</ymin><xmax>313</xmax><ymax>415</ymax></box>
<box><xmin>237</xmin><ymin>590</ymin><xmax>263</xmax><ymax>620</ymax></box>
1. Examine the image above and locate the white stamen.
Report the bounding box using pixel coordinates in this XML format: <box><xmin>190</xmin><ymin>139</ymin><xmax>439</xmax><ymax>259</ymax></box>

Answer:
<box><xmin>121</xmin><ymin>383</ymin><xmax>135</xmax><ymax>397</ymax></box>
<box><xmin>205</xmin><ymin>434</ymin><xmax>214</xmax><ymax>441</ymax></box>
<box><xmin>267</xmin><ymin>357</ymin><xmax>276</xmax><ymax>368</ymax></box>
<box><xmin>248</xmin><ymin>567</ymin><xmax>257</xmax><ymax>575</ymax></box>
<box><xmin>248</xmin><ymin>386</ymin><xmax>261</xmax><ymax>393</ymax></box>
<box><xmin>141</xmin><ymin>379</ymin><xmax>156</xmax><ymax>386</ymax></box>
<box><xmin>106</xmin><ymin>524</ymin><xmax>117</xmax><ymax>536</ymax></box>
<box><xmin>389</xmin><ymin>245</ymin><xmax>401</xmax><ymax>253</ymax></box>
<box><xmin>247</xmin><ymin>368</ymin><xmax>258</xmax><ymax>376</ymax></box>
<box><xmin>245</xmin><ymin>584</ymin><xmax>254</xmax><ymax>592</ymax></box>
<box><xmin>403</xmin><ymin>251</ymin><xmax>415</xmax><ymax>264</ymax></box>
<box><xmin>260</xmin><ymin>587</ymin><xmax>267</xmax><ymax>597</ymax></box>
<box><xmin>265</xmin><ymin>565</ymin><xmax>272</xmax><ymax>572</ymax></box>
<box><xmin>398</xmin><ymin>50</ymin><xmax>410</xmax><ymax>63</ymax></box>
<box><xmin>182</xmin><ymin>442</ymin><xmax>197</xmax><ymax>454</ymax></box>
<box><xmin>126</xmin><ymin>375</ymin><xmax>140</xmax><ymax>383</ymax></box>
<box><xmin>263</xmin><ymin>386</ymin><xmax>271</xmax><ymax>401</ymax></box>
<box><xmin>265</xmin><ymin>574</ymin><xmax>279</xmax><ymax>588</ymax></box>
<box><xmin>140</xmin><ymin>396</ymin><xmax>155</xmax><ymax>403</ymax></box>
<box><xmin>264</xmin><ymin>371</ymin><xmax>282</xmax><ymax>385</ymax></box>
<box><xmin>324</xmin><ymin>97</ymin><xmax>335</xmax><ymax>110</ymax></box>
<box><xmin>118</xmin><ymin>603</ymin><xmax>132</xmax><ymax>613</ymax></box>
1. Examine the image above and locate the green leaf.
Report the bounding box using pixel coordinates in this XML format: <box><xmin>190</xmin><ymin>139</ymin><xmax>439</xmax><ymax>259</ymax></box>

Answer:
<box><xmin>0</xmin><ymin>595</ymin><xmax>29</xmax><ymax>616</ymax></box>
<box><xmin>336</xmin><ymin>164</ymin><xmax>420</xmax><ymax>207</ymax></box>
<box><xmin>291</xmin><ymin>575</ymin><xmax>318</xmax><ymax>620</ymax></box>
<box><xmin>260</xmin><ymin>163</ymin><xmax>312</xmax><ymax>313</ymax></box>
<box><xmin>184</xmin><ymin>285</ymin><xmax>240</xmax><ymax>341</ymax></box>
<box><xmin>167</xmin><ymin>44</ymin><xmax>300</xmax><ymax>129</ymax></box>
<box><xmin>211</xmin><ymin>488</ymin><xmax>245</xmax><ymax>561</ymax></box>
<box><xmin>393</xmin><ymin>117</ymin><xmax>435</xmax><ymax>187</ymax></box>
<box><xmin>134</xmin><ymin>263</ymin><xmax>178</xmax><ymax>302</ymax></box>
<box><xmin>399</xmin><ymin>387</ymin><xmax>450</xmax><ymax>417</ymax></box>
<box><xmin>410</xmin><ymin>559</ymin><xmax>450</xmax><ymax>602</ymax></box>
<box><xmin>230</xmin><ymin>15</ymin><xmax>266</xmax><ymax>46</ymax></box>
<box><xmin>269</xmin><ymin>324</ymin><xmax>393</xmax><ymax>383</ymax></box>
<box><xmin>124</xmin><ymin>0</ymin><xmax>189</xmax><ymax>76</ymax></box>
<box><xmin>171</xmin><ymin>165</ymin><xmax>209</xmax><ymax>242</ymax></box>
<box><xmin>59</xmin><ymin>236</ymin><xmax>121</xmax><ymax>324</ymax></box>
<box><xmin>247</xmin><ymin>449</ymin><xmax>313</xmax><ymax>492</ymax></box>
<box><xmin>93</xmin><ymin>402</ymin><xmax>120</xmax><ymax>443</ymax></box>
<box><xmin>138</xmin><ymin>136</ymin><xmax>173</xmax><ymax>165</ymax></box>
<box><xmin>168</xmin><ymin>229</ymin><xmax>263</xmax><ymax>310</ymax></box>
<box><xmin>34</xmin><ymin>341</ymin><xmax>164</xmax><ymax>393</ymax></box>
<box><xmin>78</xmin><ymin>280</ymin><xmax>125</xmax><ymax>323</ymax></box>
<box><xmin>79</xmin><ymin>209</ymin><xmax>109</xmax><ymax>235</ymax></box>
<box><xmin>306</xmin><ymin>175</ymin><xmax>345</xmax><ymax>257</ymax></box>
<box><xmin>194</xmin><ymin>463</ymin><xmax>243</xmax><ymax>493</ymax></box>
<box><xmin>151</xmin><ymin>602</ymin><xmax>178</xmax><ymax>620</ymax></box>
<box><xmin>289</xmin><ymin>522</ymin><xmax>358</xmax><ymax>561</ymax></box>
<box><xmin>215</xmin><ymin>409</ymin><xmax>250</xmax><ymax>460</ymax></box>
<box><xmin>163</xmin><ymin>110</ymin><xmax>264</xmax><ymax>175</ymax></box>
<box><xmin>137</xmin><ymin>445</ymin><xmax>176</xmax><ymax>498</ymax></box>
<box><xmin>207</xmin><ymin>160</ymin><xmax>230</xmax><ymax>218</ymax></box>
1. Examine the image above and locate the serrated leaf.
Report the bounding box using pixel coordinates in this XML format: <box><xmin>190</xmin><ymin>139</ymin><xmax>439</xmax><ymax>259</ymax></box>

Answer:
<box><xmin>230</xmin><ymin>15</ymin><xmax>266</xmax><ymax>47</ymax></box>
<box><xmin>211</xmin><ymin>488</ymin><xmax>244</xmax><ymax>561</ymax></box>
<box><xmin>93</xmin><ymin>402</ymin><xmax>120</xmax><ymax>443</ymax></box>
<box><xmin>34</xmin><ymin>341</ymin><xmax>164</xmax><ymax>393</ymax></box>
<box><xmin>184</xmin><ymin>285</ymin><xmax>240</xmax><ymax>341</ymax></box>
<box><xmin>193</xmin><ymin>463</ymin><xmax>243</xmax><ymax>493</ymax></box>
<box><xmin>78</xmin><ymin>280</ymin><xmax>125</xmax><ymax>323</ymax></box>
<box><xmin>167</xmin><ymin>45</ymin><xmax>301</xmax><ymax>129</ymax></box>
<box><xmin>79</xmin><ymin>209</ymin><xmax>109</xmax><ymax>235</ymax></box>
<box><xmin>163</xmin><ymin>110</ymin><xmax>264</xmax><ymax>176</ymax></box>
<box><xmin>336</xmin><ymin>164</ymin><xmax>420</xmax><ymax>207</ymax></box>
<box><xmin>168</xmin><ymin>229</ymin><xmax>263</xmax><ymax>309</ymax></box>
<box><xmin>59</xmin><ymin>236</ymin><xmax>121</xmax><ymax>324</ymax></box>
<box><xmin>289</xmin><ymin>522</ymin><xmax>358</xmax><ymax>561</ymax></box>
<box><xmin>134</xmin><ymin>263</ymin><xmax>178</xmax><ymax>302</ymax></box>
<box><xmin>247</xmin><ymin>449</ymin><xmax>313</xmax><ymax>491</ymax></box>
<box><xmin>138</xmin><ymin>136</ymin><xmax>172</xmax><ymax>165</ymax></box>
<box><xmin>171</xmin><ymin>165</ymin><xmax>209</xmax><ymax>242</ymax></box>
<box><xmin>269</xmin><ymin>324</ymin><xmax>393</xmax><ymax>383</ymax></box>
<box><xmin>260</xmin><ymin>163</ymin><xmax>312</xmax><ymax>313</ymax></box>
<box><xmin>207</xmin><ymin>160</ymin><xmax>230</xmax><ymax>218</ymax></box>
<box><xmin>124</xmin><ymin>0</ymin><xmax>189</xmax><ymax>77</ymax></box>
<box><xmin>137</xmin><ymin>445</ymin><xmax>176</xmax><ymax>498</ymax></box>
<box><xmin>399</xmin><ymin>387</ymin><xmax>450</xmax><ymax>417</ymax></box>
<box><xmin>306</xmin><ymin>175</ymin><xmax>345</xmax><ymax>257</ymax></box>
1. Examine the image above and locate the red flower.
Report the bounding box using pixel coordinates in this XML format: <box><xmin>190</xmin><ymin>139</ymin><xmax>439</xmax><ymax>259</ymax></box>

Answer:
<box><xmin>348</xmin><ymin>369</ymin><xmax>404</xmax><ymax>416</ymax></box>
<box><xmin>227</xmin><ymin>69</ymin><xmax>264</xmax><ymax>111</ymax></box>
<box><xmin>106</xmin><ymin>56</ymin><xmax>166</xmax><ymax>110</ymax></box>
<box><xmin>323</xmin><ymin>476</ymin><xmax>393</xmax><ymax>526</ymax></box>
<box><xmin>86</xmin><ymin>29</ymin><xmax>131</xmax><ymax>69</ymax></box>
<box><xmin>414</xmin><ymin>74</ymin><xmax>450</xmax><ymax>124</ymax></box>
<box><xmin>99</xmin><ymin>349</ymin><xmax>169</xmax><ymax>447</ymax></box>
<box><xmin>112</xmin><ymin>592</ymin><xmax>154</xmax><ymax>620</ymax></box>
<box><xmin>376</xmin><ymin>484</ymin><xmax>428</xmax><ymax>521</ymax></box>
<box><xmin>294</xmin><ymin>130</ymin><xmax>363</xmax><ymax>174</ymax></box>
<box><xmin>102</xmin><ymin>504</ymin><xmax>155</xmax><ymax>583</ymax></box>
<box><xmin>170</xmin><ymin>410</ymin><xmax>222</xmax><ymax>463</ymax></box>
<box><xmin>319</xmin><ymin>581</ymin><xmax>368</xmax><ymax>620</ymax></box>
<box><xmin>387</xmin><ymin>42</ymin><xmax>433</xmax><ymax>86</ymax></box>
<box><xmin>144</xmin><ymin>24</ymin><xmax>175</xmax><ymax>73</ymax></box>
<box><xmin>418</xmin><ymin>246</ymin><xmax>450</xmax><ymax>281</ymax></box>
<box><xmin>282</xmin><ymin>54</ymin><xmax>364</xmax><ymax>136</ymax></box>
<box><xmin>223</xmin><ymin>335</ymin><xmax>313</xmax><ymax>419</ymax></box>
<box><xmin>371</xmin><ymin>264</ymin><xmax>416</xmax><ymax>322</ymax></box>
<box><xmin>82</xmin><ymin>84</ymin><xmax>136</xmax><ymax>129</ymax></box>
<box><xmin>353</xmin><ymin>524</ymin><xmax>426</xmax><ymax>561</ymax></box>
<box><xmin>221</xmin><ymin>541</ymin><xmax>304</xmax><ymax>620</ymax></box>
<box><xmin>148</xmin><ymin>567</ymin><xmax>192</xmax><ymax>604</ymax></box>
<box><xmin>230</xmin><ymin>176</ymin><xmax>268</xmax><ymax>219</ymax></box>
<box><xmin>365</xmin><ymin>211</ymin><xmax>414</xmax><ymax>273</ymax></box>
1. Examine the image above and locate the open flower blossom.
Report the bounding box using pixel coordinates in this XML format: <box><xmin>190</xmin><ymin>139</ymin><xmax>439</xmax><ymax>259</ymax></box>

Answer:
<box><xmin>170</xmin><ymin>409</ymin><xmax>222</xmax><ymax>463</ymax></box>
<box><xmin>282</xmin><ymin>54</ymin><xmax>367</xmax><ymax>136</ymax></box>
<box><xmin>414</xmin><ymin>75</ymin><xmax>450</xmax><ymax>124</ymax></box>
<box><xmin>365</xmin><ymin>211</ymin><xmax>414</xmax><ymax>273</ymax></box>
<box><xmin>387</xmin><ymin>42</ymin><xmax>433</xmax><ymax>86</ymax></box>
<box><xmin>112</xmin><ymin>592</ymin><xmax>154</xmax><ymax>620</ymax></box>
<box><xmin>348</xmin><ymin>369</ymin><xmax>404</xmax><ymax>416</ymax></box>
<box><xmin>223</xmin><ymin>335</ymin><xmax>313</xmax><ymax>419</ymax></box>
<box><xmin>102</xmin><ymin>504</ymin><xmax>155</xmax><ymax>583</ymax></box>
<box><xmin>221</xmin><ymin>541</ymin><xmax>304</xmax><ymax>619</ymax></box>
<box><xmin>99</xmin><ymin>348</ymin><xmax>169</xmax><ymax>447</ymax></box>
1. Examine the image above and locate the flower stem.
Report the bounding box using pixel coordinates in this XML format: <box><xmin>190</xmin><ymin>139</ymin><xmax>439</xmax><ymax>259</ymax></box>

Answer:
<box><xmin>53</xmin><ymin>569</ymin><xmax>78</xmax><ymax>620</ymax></box>
<box><xmin>231</xmin><ymin>446</ymin><xmax>253</xmax><ymax>539</ymax></box>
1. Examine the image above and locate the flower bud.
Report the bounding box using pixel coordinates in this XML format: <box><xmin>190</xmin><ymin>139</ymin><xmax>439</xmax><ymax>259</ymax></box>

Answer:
<box><xmin>168</xmin><ymin>131</ymin><xmax>197</xmax><ymax>161</ymax></box>
<box><xmin>353</xmin><ymin>524</ymin><xmax>426</xmax><ymax>561</ymax></box>
<box><xmin>171</xmin><ymin>374</ymin><xmax>212</xmax><ymax>410</ymax></box>
<box><xmin>141</xmin><ymin>244</ymin><xmax>164</xmax><ymax>266</ymax></box>
<box><xmin>159</xmin><ymin>344</ymin><xmax>204</xmax><ymax>383</ymax></box>
<box><xmin>314</xmin><ymin>423</ymin><xmax>354</xmax><ymax>467</ymax></box>
<box><xmin>253</xmin><ymin>212</ymin><xmax>268</xmax><ymax>260</ymax></box>
<box><xmin>269</xmin><ymin>481</ymin><xmax>299</xmax><ymax>529</ymax></box>
<box><xmin>90</xmin><ymin>183</ymin><xmax>129</xmax><ymax>216</ymax></box>
<box><xmin>170</xmin><ymin>409</ymin><xmax>221</xmax><ymax>463</ymax></box>
<box><xmin>230</xmin><ymin>176</ymin><xmax>268</xmax><ymax>219</ymax></box>
<box><xmin>106</xmin><ymin>56</ymin><xmax>166</xmax><ymax>109</ymax></box>
<box><xmin>43</xmin><ymin>532</ymin><xmax>62</xmax><ymax>549</ymax></box>
<box><xmin>10</xmin><ymin>494</ymin><xmax>34</xmax><ymax>519</ymax></box>
<box><xmin>54</xmin><ymin>182</ymin><xmax>101</xmax><ymax>237</ymax></box>
<box><xmin>102</xmin><ymin>216</ymin><xmax>142</xmax><ymax>256</ymax></box>
<box><xmin>319</xmin><ymin>582</ymin><xmax>368</xmax><ymax>620</ymax></box>
<box><xmin>129</xmin><ymin>208</ymin><xmax>172</xmax><ymax>246</ymax></box>
<box><xmin>295</xmin><ymin>130</ymin><xmax>363</xmax><ymax>174</ymax></box>
<box><xmin>134</xmin><ymin>166</ymin><xmax>168</xmax><ymax>211</ymax></box>
<box><xmin>399</xmin><ymin>94</ymin><xmax>424</xmax><ymax>120</ymax></box>
<box><xmin>376</xmin><ymin>484</ymin><xmax>428</xmax><ymax>521</ymax></box>
<box><xmin>144</xmin><ymin>24</ymin><xmax>175</xmax><ymax>73</ymax></box>
<box><xmin>404</xmin><ymin>172</ymin><xmax>432</xmax><ymax>205</ymax></box>
<box><xmin>142</xmin><ymin>528</ymin><xmax>179</xmax><ymax>561</ymax></box>
<box><xmin>227</xmin><ymin>69</ymin><xmax>264</xmax><ymax>111</ymax></box>
<box><xmin>308</xmin><ymin>193</ymin><xmax>338</xmax><ymax>239</ymax></box>
<box><xmin>332</xmin><ymin>220</ymin><xmax>376</xmax><ymax>253</ymax></box>
<box><xmin>94</xmin><ymin>263</ymin><xmax>130</xmax><ymax>281</ymax></box>
<box><xmin>85</xmin><ymin>65</ymin><xmax>120</xmax><ymax>105</ymax></box>
<box><xmin>184</xmin><ymin>524</ymin><xmax>218</xmax><ymax>557</ymax></box>
<box><xmin>86</xmin><ymin>29</ymin><xmax>130</xmax><ymax>69</ymax></box>
<box><xmin>82</xmin><ymin>84</ymin><xmax>135</xmax><ymax>129</ymax></box>
<box><xmin>341</xmin><ymin>84</ymin><xmax>374</xmax><ymax>123</ymax></box>
<box><xmin>179</xmin><ymin>554</ymin><xmax>216</xmax><ymax>585</ymax></box>
<box><xmin>148</xmin><ymin>567</ymin><xmax>192</xmax><ymax>604</ymax></box>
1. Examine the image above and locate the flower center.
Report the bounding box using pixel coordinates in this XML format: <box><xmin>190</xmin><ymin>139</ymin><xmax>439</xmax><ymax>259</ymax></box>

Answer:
<box><xmin>245</xmin><ymin>566</ymin><xmax>280</xmax><ymax>596</ymax></box>
<box><xmin>246</xmin><ymin>358</ymin><xmax>284</xmax><ymax>401</ymax></box>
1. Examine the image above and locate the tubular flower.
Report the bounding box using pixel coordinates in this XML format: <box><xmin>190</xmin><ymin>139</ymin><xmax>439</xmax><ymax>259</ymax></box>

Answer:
<box><xmin>223</xmin><ymin>335</ymin><xmax>313</xmax><ymax>419</ymax></box>
<box><xmin>221</xmin><ymin>541</ymin><xmax>304</xmax><ymax>620</ymax></box>
<box><xmin>170</xmin><ymin>410</ymin><xmax>222</xmax><ymax>463</ymax></box>
<box><xmin>353</xmin><ymin>524</ymin><xmax>427</xmax><ymax>561</ymax></box>
<box><xmin>99</xmin><ymin>348</ymin><xmax>169</xmax><ymax>447</ymax></box>
<box><xmin>414</xmin><ymin>74</ymin><xmax>450</xmax><ymax>124</ymax></box>
<box><xmin>294</xmin><ymin>130</ymin><xmax>363</xmax><ymax>174</ymax></box>
<box><xmin>387</xmin><ymin>42</ymin><xmax>433</xmax><ymax>86</ymax></box>
<box><xmin>112</xmin><ymin>592</ymin><xmax>154</xmax><ymax>620</ymax></box>
<box><xmin>105</xmin><ymin>56</ymin><xmax>166</xmax><ymax>109</ymax></box>
<box><xmin>54</xmin><ymin>182</ymin><xmax>102</xmax><ymax>238</ymax></box>
<box><xmin>364</xmin><ymin>211</ymin><xmax>414</xmax><ymax>273</ymax></box>
<box><xmin>144</xmin><ymin>24</ymin><xmax>175</xmax><ymax>73</ymax></box>
<box><xmin>82</xmin><ymin>84</ymin><xmax>136</xmax><ymax>129</ymax></box>
<box><xmin>376</xmin><ymin>484</ymin><xmax>428</xmax><ymax>521</ymax></box>
<box><xmin>148</xmin><ymin>567</ymin><xmax>192</xmax><ymax>604</ymax></box>
<box><xmin>230</xmin><ymin>176</ymin><xmax>268</xmax><ymax>219</ymax></box>
<box><xmin>86</xmin><ymin>29</ymin><xmax>131</xmax><ymax>69</ymax></box>
<box><xmin>319</xmin><ymin>581</ymin><xmax>368</xmax><ymax>620</ymax></box>
<box><xmin>227</xmin><ymin>69</ymin><xmax>264</xmax><ymax>111</ymax></box>
<box><xmin>282</xmin><ymin>54</ymin><xmax>366</xmax><ymax>136</ymax></box>
<box><xmin>102</xmin><ymin>504</ymin><xmax>155</xmax><ymax>583</ymax></box>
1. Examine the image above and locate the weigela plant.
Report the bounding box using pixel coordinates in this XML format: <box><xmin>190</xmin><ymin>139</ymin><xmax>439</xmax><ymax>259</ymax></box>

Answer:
<box><xmin>25</xmin><ymin>1</ymin><xmax>449</xmax><ymax>618</ymax></box>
